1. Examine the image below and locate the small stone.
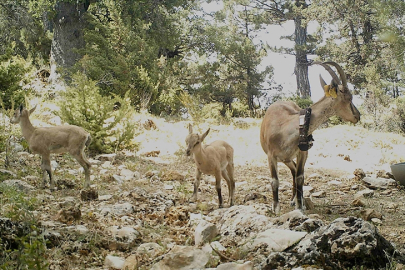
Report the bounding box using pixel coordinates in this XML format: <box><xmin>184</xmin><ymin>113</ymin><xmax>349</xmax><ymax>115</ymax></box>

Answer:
<box><xmin>312</xmin><ymin>191</ymin><xmax>326</xmax><ymax>198</ymax></box>
<box><xmin>351</xmin><ymin>198</ymin><xmax>365</xmax><ymax>207</ymax></box>
<box><xmin>360</xmin><ymin>209</ymin><xmax>382</xmax><ymax>221</ymax></box>
<box><xmin>308</xmin><ymin>173</ymin><xmax>322</xmax><ymax>180</ymax></box>
<box><xmin>122</xmin><ymin>254</ymin><xmax>138</xmax><ymax>270</ymax></box>
<box><xmin>371</xmin><ymin>218</ymin><xmax>383</xmax><ymax>225</ymax></box>
<box><xmin>328</xmin><ymin>180</ymin><xmax>342</xmax><ymax>186</ymax></box>
<box><xmin>355</xmin><ymin>189</ymin><xmax>374</xmax><ymax>198</ymax></box>
<box><xmin>104</xmin><ymin>255</ymin><xmax>125</xmax><ymax>269</ymax></box>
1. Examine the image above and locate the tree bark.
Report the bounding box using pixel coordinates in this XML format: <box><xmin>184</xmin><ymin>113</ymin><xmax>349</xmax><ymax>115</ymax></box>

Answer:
<box><xmin>294</xmin><ymin>15</ymin><xmax>310</xmax><ymax>98</ymax></box>
<box><xmin>49</xmin><ymin>0</ymin><xmax>89</xmax><ymax>82</ymax></box>
<box><xmin>294</xmin><ymin>1</ymin><xmax>311</xmax><ymax>98</ymax></box>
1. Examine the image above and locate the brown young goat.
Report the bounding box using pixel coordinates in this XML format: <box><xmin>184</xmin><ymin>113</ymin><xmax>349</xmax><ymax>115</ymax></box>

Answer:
<box><xmin>260</xmin><ymin>61</ymin><xmax>360</xmax><ymax>214</ymax></box>
<box><xmin>11</xmin><ymin>105</ymin><xmax>92</xmax><ymax>189</ymax></box>
<box><xmin>185</xmin><ymin>124</ymin><xmax>235</xmax><ymax>208</ymax></box>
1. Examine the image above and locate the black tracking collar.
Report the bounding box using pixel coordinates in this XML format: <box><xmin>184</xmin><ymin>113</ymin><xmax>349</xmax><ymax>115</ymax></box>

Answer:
<box><xmin>298</xmin><ymin>108</ymin><xmax>314</xmax><ymax>151</ymax></box>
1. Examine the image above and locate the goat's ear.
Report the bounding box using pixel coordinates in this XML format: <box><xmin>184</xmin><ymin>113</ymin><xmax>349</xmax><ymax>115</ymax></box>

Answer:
<box><xmin>29</xmin><ymin>105</ymin><xmax>37</xmax><ymax>115</ymax></box>
<box><xmin>201</xmin><ymin>128</ymin><xmax>210</xmax><ymax>141</ymax></box>
<box><xmin>19</xmin><ymin>104</ymin><xmax>23</xmax><ymax>112</ymax></box>
<box><xmin>188</xmin><ymin>123</ymin><xmax>193</xmax><ymax>134</ymax></box>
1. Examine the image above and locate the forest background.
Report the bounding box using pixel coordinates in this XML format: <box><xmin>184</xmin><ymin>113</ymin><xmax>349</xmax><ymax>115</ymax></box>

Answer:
<box><xmin>1</xmin><ymin>0</ymin><xmax>405</xmax><ymax>153</ymax></box>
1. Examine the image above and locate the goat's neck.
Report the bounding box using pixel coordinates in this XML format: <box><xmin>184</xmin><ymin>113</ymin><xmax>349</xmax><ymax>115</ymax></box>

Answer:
<box><xmin>308</xmin><ymin>96</ymin><xmax>336</xmax><ymax>134</ymax></box>
<box><xmin>19</xmin><ymin>116</ymin><xmax>36</xmax><ymax>141</ymax></box>
<box><xmin>192</xmin><ymin>142</ymin><xmax>207</xmax><ymax>162</ymax></box>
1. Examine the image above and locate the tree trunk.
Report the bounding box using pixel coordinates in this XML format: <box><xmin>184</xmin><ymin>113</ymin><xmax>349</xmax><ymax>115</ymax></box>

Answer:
<box><xmin>294</xmin><ymin>2</ymin><xmax>311</xmax><ymax>98</ymax></box>
<box><xmin>49</xmin><ymin>0</ymin><xmax>89</xmax><ymax>82</ymax></box>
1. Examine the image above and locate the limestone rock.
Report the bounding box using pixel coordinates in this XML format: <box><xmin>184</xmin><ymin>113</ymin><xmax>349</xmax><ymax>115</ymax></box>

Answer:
<box><xmin>100</xmin><ymin>202</ymin><xmax>135</xmax><ymax>216</ymax></box>
<box><xmin>245</xmin><ymin>228</ymin><xmax>307</xmax><ymax>252</ymax></box>
<box><xmin>216</xmin><ymin>261</ymin><xmax>253</xmax><ymax>270</ymax></box>
<box><xmin>150</xmin><ymin>245</ymin><xmax>209</xmax><ymax>270</ymax></box>
<box><xmin>217</xmin><ymin>205</ymin><xmax>272</xmax><ymax>246</ymax></box>
<box><xmin>108</xmin><ymin>226</ymin><xmax>140</xmax><ymax>251</ymax></box>
<box><xmin>122</xmin><ymin>254</ymin><xmax>138</xmax><ymax>270</ymax></box>
<box><xmin>360</xmin><ymin>209</ymin><xmax>383</xmax><ymax>221</ymax></box>
<box><xmin>264</xmin><ymin>216</ymin><xmax>396</xmax><ymax>269</ymax></box>
<box><xmin>362</xmin><ymin>177</ymin><xmax>396</xmax><ymax>189</ymax></box>
<box><xmin>105</xmin><ymin>255</ymin><xmax>125</xmax><ymax>269</ymax></box>
<box><xmin>194</xmin><ymin>220</ymin><xmax>218</xmax><ymax>246</ymax></box>
<box><xmin>355</xmin><ymin>189</ymin><xmax>374</xmax><ymax>198</ymax></box>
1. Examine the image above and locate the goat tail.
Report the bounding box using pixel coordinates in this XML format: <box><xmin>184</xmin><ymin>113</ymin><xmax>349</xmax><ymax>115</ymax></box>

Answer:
<box><xmin>85</xmin><ymin>134</ymin><xmax>92</xmax><ymax>148</ymax></box>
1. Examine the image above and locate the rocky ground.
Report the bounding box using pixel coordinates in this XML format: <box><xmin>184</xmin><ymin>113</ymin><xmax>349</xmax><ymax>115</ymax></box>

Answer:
<box><xmin>1</xmin><ymin>114</ymin><xmax>405</xmax><ymax>270</ymax></box>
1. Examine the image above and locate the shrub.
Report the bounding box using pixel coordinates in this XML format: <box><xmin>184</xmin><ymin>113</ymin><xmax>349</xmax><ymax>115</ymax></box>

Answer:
<box><xmin>57</xmin><ymin>72</ymin><xmax>138</xmax><ymax>153</ymax></box>
<box><xmin>395</xmin><ymin>96</ymin><xmax>405</xmax><ymax>134</ymax></box>
<box><xmin>178</xmin><ymin>91</ymin><xmax>204</xmax><ymax>123</ymax></box>
<box><xmin>231</xmin><ymin>101</ymin><xmax>249</xmax><ymax>117</ymax></box>
<box><xmin>0</xmin><ymin>56</ymin><xmax>29</xmax><ymax>110</ymax></box>
<box><xmin>0</xmin><ymin>185</ymin><xmax>48</xmax><ymax>270</ymax></box>
<box><xmin>287</xmin><ymin>95</ymin><xmax>313</xmax><ymax>108</ymax></box>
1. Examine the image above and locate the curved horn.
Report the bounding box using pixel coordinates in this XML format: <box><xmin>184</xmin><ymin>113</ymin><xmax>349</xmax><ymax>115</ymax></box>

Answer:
<box><xmin>323</xmin><ymin>61</ymin><xmax>348</xmax><ymax>87</ymax></box>
<box><xmin>311</xmin><ymin>61</ymin><xmax>342</xmax><ymax>85</ymax></box>
<box><xmin>319</xmin><ymin>74</ymin><xmax>327</xmax><ymax>88</ymax></box>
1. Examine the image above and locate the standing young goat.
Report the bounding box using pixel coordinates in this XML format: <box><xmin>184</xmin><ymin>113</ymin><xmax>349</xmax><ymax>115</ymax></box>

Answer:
<box><xmin>260</xmin><ymin>61</ymin><xmax>360</xmax><ymax>214</ymax></box>
<box><xmin>185</xmin><ymin>124</ymin><xmax>235</xmax><ymax>208</ymax></box>
<box><xmin>11</xmin><ymin>105</ymin><xmax>92</xmax><ymax>190</ymax></box>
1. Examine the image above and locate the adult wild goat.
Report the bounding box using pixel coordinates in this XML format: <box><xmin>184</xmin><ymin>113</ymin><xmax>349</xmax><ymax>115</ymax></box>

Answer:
<box><xmin>185</xmin><ymin>124</ymin><xmax>235</xmax><ymax>208</ymax></box>
<box><xmin>11</xmin><ymin>105</ymin><xmax>92</xmax><ymax>190</ymax></box>
<box><xmin>260</xmin><ymin>61</ymin><xmax>360</xmax><ymax>214</ymax></box>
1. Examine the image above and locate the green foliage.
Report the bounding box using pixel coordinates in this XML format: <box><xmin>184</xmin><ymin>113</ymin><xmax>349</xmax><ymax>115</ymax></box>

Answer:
<box><xmin>287</xmin><ymin>95</ymin><xmax>313</xmax><ymax>108</ymax></box>
<box><xmin>57</xmin><ymin>72</ymin><xmax>138</xmax><ymax>153</ymax></box>
<box><xmin>74</xmin><ymin>0</ymin><xmax>193</xmax><ymax>116</ymax></box>
<box><xmin>0</xmin><ymin>185</ymin><xmax>48</xmax><ymax>270</ymax></box>
<box><xmin>178</xmin><ymin>91</ymin><xmax>204</xmax><ymax>123</ymax></box>
<box><xmin>395</xmin><ymin>97</ymin><xmax>405</xmax><ymax>133</ymax></box>
<box><xmin>201</xmin><ymin>102</ymin><xmax>224</xmax><ymax>122</ymax></box>
<box><xmin>0</xmin><ymin>53</ymin><xmax>28</xmax><ymax>110</ymax></box>
<box><xmin>231</xmin><ymin>101</ymin><xmax>250</xmax><ymax>117</ymax></box>
<box><xmin>0</xmin><ymin>0</ymin><xmax>51</xmax><ymax>66</ymax></box>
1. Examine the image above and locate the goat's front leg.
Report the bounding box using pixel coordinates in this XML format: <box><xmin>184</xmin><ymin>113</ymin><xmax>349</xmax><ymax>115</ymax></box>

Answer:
<box><xmin>268</xmin><ymin>155</ymin><xmax>280</xmax><ymax>214</ymax></box>
<box><xmin>190</xmin><ymin>168</ymin><xmax>202</xmax><ymax>203</ymax></box>
<box><xmin>41</xmin><ymin>156</ymin><xmax>53</xmax><ymax>189</ymax></box>
<box><xmin>284</xmin><ymin>161</ymin><xmax>297</xmax><ymax>206</ymax></box>
<box><xmin>295</xmin><ymin>151</ymin><xmax>308</xmax><ymax>211</ymax></box>
<box><xmin>214</xmin><ymin>169</ymin><xmax>223</xmax><ymax>208</ymax></box>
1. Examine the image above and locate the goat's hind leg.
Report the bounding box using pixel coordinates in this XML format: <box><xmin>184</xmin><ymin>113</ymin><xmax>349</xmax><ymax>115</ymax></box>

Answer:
<box><xmin>73</xmin><ymin>150</ymin><xmax>92</xmax><ymax>188</ymax></box>
<box><xmin>214</xmin><ymin>169</ymin><xmax>224</xmax><ymax>208</ymax></box>
<box><xmin>222</xmin><ymin>165</ymin><xmax>235</xmax><ymax>207</ymax></box>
